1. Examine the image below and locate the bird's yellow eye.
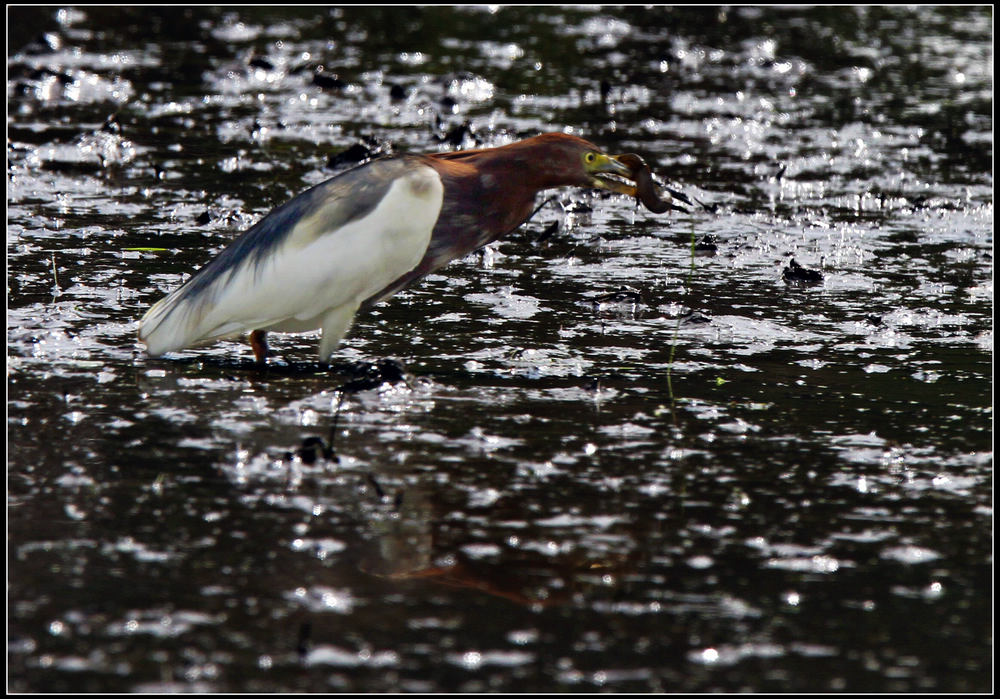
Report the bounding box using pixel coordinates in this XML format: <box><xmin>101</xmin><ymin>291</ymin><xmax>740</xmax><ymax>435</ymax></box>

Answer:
<box><xmin>584</xmin><ymin>152</ymin><xmax>597</xmax><ymax>165</ymax></box>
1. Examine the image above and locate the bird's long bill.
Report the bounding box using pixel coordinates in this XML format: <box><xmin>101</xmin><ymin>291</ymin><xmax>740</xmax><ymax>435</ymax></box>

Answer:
<box><xmin>588</xmin><ymin>154</ymin><xmax>639</xmax><ymax>197</ymax></box>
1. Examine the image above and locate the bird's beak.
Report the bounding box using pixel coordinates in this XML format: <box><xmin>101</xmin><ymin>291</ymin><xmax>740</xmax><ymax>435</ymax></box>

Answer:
<box><xmin>587</xmin><ymin>154</ymin><xmax>639</xmax><ymax>197</ymax></box>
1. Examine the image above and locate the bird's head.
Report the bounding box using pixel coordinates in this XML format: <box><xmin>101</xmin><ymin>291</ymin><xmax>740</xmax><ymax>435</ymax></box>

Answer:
<box><xmin>499</xmin><ymin>132</ymin><xmax>642</xmax><ymax>196</ymax></box>
<box><xmin>528</xmin><ymin>134</ymin><xmax>682</xmax><ymax>213</ymax></box>
<box><xmin>434</xmin><ymin>133</ymin><xmax>640</xmax><ymax>196</ymax></box>
<box><xmin>580</xmin><ymin>146</ymin><xmax>641</xmax><ymax>197</ymax></box>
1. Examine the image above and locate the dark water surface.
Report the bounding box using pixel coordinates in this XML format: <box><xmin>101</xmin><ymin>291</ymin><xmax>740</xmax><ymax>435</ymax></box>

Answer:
<box><xmin>7</xmin><ymin>6</ymin><xmax>992</xmax><ymax>692</ymax></box>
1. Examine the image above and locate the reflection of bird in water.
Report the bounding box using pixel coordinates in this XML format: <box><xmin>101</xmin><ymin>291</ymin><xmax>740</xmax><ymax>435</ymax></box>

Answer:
<box><xmin>364</xmin><ymin>549</ymin><xmax>636</xmax><ymax>609</ymax></box>
<box><xmin>358</xmin><ymin>478</ymin><xmax>636</xmax><ymax>607</ymax></box>
<box><xmin>139</xmin><ymin>134</ymin><xmax>680</xmax><ymax>364</ymax></box>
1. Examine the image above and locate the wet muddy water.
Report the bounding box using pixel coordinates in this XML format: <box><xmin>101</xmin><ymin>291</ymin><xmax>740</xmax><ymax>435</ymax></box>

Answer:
<box><xmin>7</xmin><ymin>6</ymin><xmax>992</xmax><ymax>692</ymax></box>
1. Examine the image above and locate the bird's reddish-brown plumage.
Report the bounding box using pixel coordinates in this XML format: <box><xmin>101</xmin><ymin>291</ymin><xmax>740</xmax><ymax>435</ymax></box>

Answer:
<box><xmin>361</xmin><ymin>133</ymin><xmax>603</xmax><ymax>308</ymax></box>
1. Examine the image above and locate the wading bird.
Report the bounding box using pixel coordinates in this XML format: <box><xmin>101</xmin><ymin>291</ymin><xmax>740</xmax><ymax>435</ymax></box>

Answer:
<box><xmin>138</xmin><ymin>133</ymin><xmax>673</xmax><ymax>364</ymax></box>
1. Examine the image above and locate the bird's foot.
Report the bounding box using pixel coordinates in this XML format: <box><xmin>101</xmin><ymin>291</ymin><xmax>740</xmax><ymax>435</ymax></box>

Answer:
<box><xmin>250</xmin><ymin>329</ymin><xmax>269</xmax><ymax>367</ymax></box>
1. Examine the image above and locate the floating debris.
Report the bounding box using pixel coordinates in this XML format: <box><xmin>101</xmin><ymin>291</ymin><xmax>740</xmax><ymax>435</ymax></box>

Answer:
<box><xmin>594</xmin><ymin>285</ymin><xmax>642</xmax><ymax>306</ymax></box>
<box><xmin>248</xmin><ymin>56</ymin><xmax>274</xmax><ymax>71</ymax></box>
<box><xmin>695</xmin><ymin>235</ymin><xmax>719</xmax><ymax>255</ymax></box>
<box><xmin>782</xmin><ymin>258</ymin><xmax>824</xmax><ymax>285</ymax></box>
<box><xmin>285</xmin><ymin>436</ymin><xmax>337</xmax><ymax>465</ymax></box>
<box><xmin>312</xmin><ymin>70</ymin><xmax>346</xmax><ymax>90</ymax></box>
<box><xmin>334</xmin><ymin>358</ymin><xmax>408</xmax><ymax>393</ymax></box>
<box><xmin>327</xmin><ymin>137</ymin><xmax>391</xmax><ymax>170</ymax></box>
<box><xmin>388</xmin><ymin>83</ymin><xmax>407</xmax><ymax>101</ymax></box>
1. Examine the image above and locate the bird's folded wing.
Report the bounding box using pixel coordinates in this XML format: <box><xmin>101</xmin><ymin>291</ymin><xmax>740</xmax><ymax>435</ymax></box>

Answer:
<box><xmin>139</xmin><ymin>157</ymin><xmax>443</xmax><ymax>355</ymax></box>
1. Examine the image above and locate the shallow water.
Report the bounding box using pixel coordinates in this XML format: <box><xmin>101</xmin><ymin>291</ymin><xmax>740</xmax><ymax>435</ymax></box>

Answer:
<box><xmin>7</xmin><ymin>6</ymin><xmax>992</xmax><ymax>692</ymax></box>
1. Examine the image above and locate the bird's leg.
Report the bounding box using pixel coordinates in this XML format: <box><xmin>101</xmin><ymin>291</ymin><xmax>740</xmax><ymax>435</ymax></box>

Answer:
<box><xmin>250</xmin><ymin>330</ymin><xmax>269</xmax><ymax>366</ymax></box>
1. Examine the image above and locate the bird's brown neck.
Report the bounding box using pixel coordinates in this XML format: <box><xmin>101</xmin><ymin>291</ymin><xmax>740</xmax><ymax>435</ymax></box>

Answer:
<box><xmin>426</xmin><ymin>154</ymin><xmax>540</xmax><ymax>244</ymax></box>
<box><xmin>430</xmin><ymin>136</ymin><xmax>587</xmax><ymax>195</ymax></box>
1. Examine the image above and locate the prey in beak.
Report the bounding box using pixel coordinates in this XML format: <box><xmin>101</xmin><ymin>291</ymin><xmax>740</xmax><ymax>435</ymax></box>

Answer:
<box><xmin>589</xmin><ymin>152</ymin><xmax>691</xmax><ymax>214</ymax></box>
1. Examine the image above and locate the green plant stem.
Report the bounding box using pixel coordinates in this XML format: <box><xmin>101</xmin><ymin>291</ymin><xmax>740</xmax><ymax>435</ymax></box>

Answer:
<box><xmin>666</xmin><ymin>223</ymin><xmax>697</xmax><ymax>407</ymax></box>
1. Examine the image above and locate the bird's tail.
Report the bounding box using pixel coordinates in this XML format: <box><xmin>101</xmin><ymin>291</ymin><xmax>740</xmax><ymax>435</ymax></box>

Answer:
<box><xmin>138</xmin><ymin>285</ymin><xmax>218</xmax><ymax>356</ymax></box>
